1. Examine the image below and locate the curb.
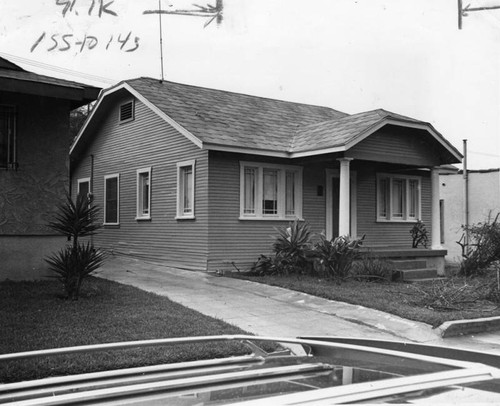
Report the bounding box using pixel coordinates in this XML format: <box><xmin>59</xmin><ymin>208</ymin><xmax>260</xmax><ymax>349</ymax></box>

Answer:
<box><xmin>438</xmin><ymin>316</ymin><xmax>500</xmax><ymax>338</ymax></box>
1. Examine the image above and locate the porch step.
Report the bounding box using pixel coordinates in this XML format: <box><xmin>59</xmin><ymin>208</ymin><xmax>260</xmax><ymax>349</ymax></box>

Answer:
<box><xmin>404</xmin><ymin>277</ymin><xmax>447</xmax><ymax>284</ymax></box>
<box><xmin>388</xmin><ymin>259</ymin><xmax>427</xmax><ymax>270</ymax></box>
<box><xmin>398</xmin><ymin>268</ymin><xmax>438</xmax><ymax>281</ymax></box>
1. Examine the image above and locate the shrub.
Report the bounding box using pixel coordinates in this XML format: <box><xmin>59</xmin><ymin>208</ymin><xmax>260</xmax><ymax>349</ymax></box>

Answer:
<box><xmin>410</xmin><ymin>220</ymin><xmax>428</xmax><ymax>248</ymax></box>
<box><xmin>351</xmin><ymin>254</ymin><xmax>395</xmax><ymax>282</ymax></box>
<box><xmin>313</xmin><ymin>234</ymin><xmax>364</xmax><ymax>282</ymax></box>
<box><xmin>271</xmin><ymin>220</ymin><xmax>314</xmax><ymax>275</ymax></box>
<box><xmin>458</xmin><ymin>213</ymin><xmax>500</xmax><ymax>277</ymax></box>
<box><xmin>45</xmin><ymin>194</ymin><xmax>104</xmax><ymax>300</ymax></box>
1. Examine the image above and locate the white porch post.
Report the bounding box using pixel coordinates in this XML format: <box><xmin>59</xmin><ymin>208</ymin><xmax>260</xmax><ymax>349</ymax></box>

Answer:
<box><xmin>431</xmin><ymin>167</ymin><xmax>442</xmax><ymax>249</ymax></box>
<box><xmin>338</xmin><ymin>158</ymin><xmax>353</xmax><ymax>237</ymax></box>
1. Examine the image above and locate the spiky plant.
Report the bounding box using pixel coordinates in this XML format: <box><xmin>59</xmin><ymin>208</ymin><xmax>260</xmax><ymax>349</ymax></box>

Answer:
<box><xmin>45</xmin><ymin>194</ymin><xmax>104</xmax><ymax>300</ymax></box>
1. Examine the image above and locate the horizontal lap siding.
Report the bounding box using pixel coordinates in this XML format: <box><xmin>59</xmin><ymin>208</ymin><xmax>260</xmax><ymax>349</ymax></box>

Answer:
<box><xmin>72</xmin><ymin>97</ymin><xmax>209</xmax><ymax>270</ymax></box>
<box><xmin>356</xmin><ymin>166</ymin><xmax>432</xmax><ymax>248</ymax></box>
<box><xmin>349</xmin><ymin>128</ymin><xmax>441</xmax><ymax>167</ymax></box>
<box><xmin>207</xmin><ymin>154</ymin><xmax>326</xmax><ymax>271</ymax></box>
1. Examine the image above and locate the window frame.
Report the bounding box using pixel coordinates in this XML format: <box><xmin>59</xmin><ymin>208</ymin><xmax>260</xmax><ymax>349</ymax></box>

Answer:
<box><xmin>77</xmin><ymin>177</ymin><xmax>91</xmax><ymax>199</ymax></box>
<box><xmin>104</xmin><ymin>174</ymin><xmax>120</xmax><ymax>225</ymax></box>
<box><xmin>0</xmin><ymin>105</ymin><xmax>17</xmax><ymax>169</ymax></box>
<box><xmin>136</xmin><ymin>167</ymin><xmax>152</xmax><ymax>220</ymax></box>
<box><xmin>119</xmin><ymin>100</ymin><xmax>135</xmax><ymax>123</ymax></box>
<box><xmin>376</xmin><ymin>173</ymin><xmax>421</xmax><ymax>222</ymax></box>
<box><xmin>239</xmin><ymin>161</ymin><xmax>303</xmax><ymax>220</ymax></box>
<box><xmin>176</xmin><ymin>160</ymin><xmax>196</xmax><ymax>220</ymax></box>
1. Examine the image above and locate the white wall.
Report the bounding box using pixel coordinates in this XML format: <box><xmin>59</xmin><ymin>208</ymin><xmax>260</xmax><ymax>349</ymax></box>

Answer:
<box><xmin>440</xmin><ymin>170</ymin><xmax>500</xmax><ymax>262</ymax></box>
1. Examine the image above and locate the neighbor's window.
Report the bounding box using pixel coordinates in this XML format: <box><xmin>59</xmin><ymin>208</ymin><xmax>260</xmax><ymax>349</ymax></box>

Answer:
<box><xmin>0</xmin><ymin>105</ymin><xmax>17</xmax><ymax>169</ymax></box>
<box><xmin>377</xmin><ymin>174</ymin><xmax>421</xmax><ymax>222</ymax></box>
<box><xmin>104</xmin><ymin>174</ymin><xmax>119</xmax><ymax>225</ymax></box>
<box><xmin>240</xmin><ymin>162</ymin><xmax>302</xmax><ymax>220</ymax></box>
<box><xmin>136</xmin><ymin>168</ymin><xmax>151</xmax><ymax>219</ymax></box>
<box><xmin>77</xmin><ymin>178</ymin><xmax>90</xmax><ymax>200</ymax></box>
<box><xmin>177</xmin><ymin>160</ymin><xmax>195</xmax><ymax>219</ymax></box>
<box><xmin>119</xmin><ymin>100</ymin><xmax>134</xmax><ymax>122</ymax></box>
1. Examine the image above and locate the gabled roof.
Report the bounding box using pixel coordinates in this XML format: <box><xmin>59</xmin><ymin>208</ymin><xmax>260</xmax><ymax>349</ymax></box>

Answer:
<box><xmin>71</xmin><ymin>77</ymin><xmax>462</xmax><ymax>163</ymax></box>
<box><xmin>0</xmin><ymin>56</ymin><xmax>101</xmax><ymax>108</ymax></box>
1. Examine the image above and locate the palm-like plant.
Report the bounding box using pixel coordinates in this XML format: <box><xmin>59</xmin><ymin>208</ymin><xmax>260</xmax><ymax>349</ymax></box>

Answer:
<box><xmin>45</xmin><ymin>194</ymin><xmax>104</xmax><ymax>300</ymax></box>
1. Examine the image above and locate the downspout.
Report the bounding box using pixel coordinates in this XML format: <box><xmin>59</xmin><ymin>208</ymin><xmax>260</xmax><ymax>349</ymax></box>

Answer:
<box><xmin>463</xmin><ymin>139</ymin><xmax>469</xmax><ymax>253</ymax></box>
<box><xmin>90</xmin><ymin>154</ymin><xmax>94</xmax><ymax>246</ymax></box>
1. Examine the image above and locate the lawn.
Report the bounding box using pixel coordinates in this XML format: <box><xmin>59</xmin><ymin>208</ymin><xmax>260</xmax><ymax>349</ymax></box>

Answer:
<box><xmin>0</xmin><ymin>277</ymin><xmax>252</xmax><ymax>383</ymax></box>
<box><xmin>232</xmin><ymin>273</ymin><xmax>500</xmax><ymax>328</ymax></box>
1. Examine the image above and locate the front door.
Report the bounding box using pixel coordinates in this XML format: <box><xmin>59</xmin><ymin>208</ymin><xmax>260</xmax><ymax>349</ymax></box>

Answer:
<box><xmin>325</xmin><ymin>169</ymin><xmax>357</xmax><ymax>240</ymax></box>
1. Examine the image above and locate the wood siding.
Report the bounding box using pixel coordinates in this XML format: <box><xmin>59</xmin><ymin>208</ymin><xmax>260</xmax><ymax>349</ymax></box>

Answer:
<box><xmin>356</xmin><ymin>164</ymin><xmax>432</xmax><ymax>248</ymax></box>
<box><xmin>349</xmin><ymin>126</ymin><xmax>442</xmax><ymax>167</ymax></box>
<box><xmin>72</xmin><ymin>96</ymin><xmax>209</xmax><ymax>270</ymax></box>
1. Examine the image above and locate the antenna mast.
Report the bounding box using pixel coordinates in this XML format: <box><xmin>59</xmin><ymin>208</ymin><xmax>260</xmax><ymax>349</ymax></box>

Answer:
<box><xmin>158</xmin><ymin>0</ymin><xmax>165</xmax><ymax>82</ymax></box>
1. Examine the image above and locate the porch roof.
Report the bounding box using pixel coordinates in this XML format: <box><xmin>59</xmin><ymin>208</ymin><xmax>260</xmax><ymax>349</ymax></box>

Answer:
<box><xmin>71</xmin><ymin>77</ymin><xmax>462</xmax><ymax>163</ymax></box>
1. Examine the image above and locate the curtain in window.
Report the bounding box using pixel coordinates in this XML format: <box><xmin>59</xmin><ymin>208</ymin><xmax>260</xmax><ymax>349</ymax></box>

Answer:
<box><xmin>243</xmin><ymin>167</ymin><xmax>256</xmax><ymax>214</ymax></box>
<box><xmin>392</xmin><ymin>179</ymin><xmax>405</xmax><ymax>218</ymax></box>
<box><xmin>0</xmin><ymin>106</ymin><xmax>15</xmax><ymax>167</ymax></box>
<box><xmin>285</xmin><ymin>171</ymin><xmax>295</xmax><ymax>216</ymax></box>
<box><xmin>408</xmin><ymin>179</ymin><xmax>418</xmax><ymax>218</ymax></box>
<box><xmin>263</xmin><ymin>169</ymin><xmax>278</xmax><ymax>214</ymax></box>
<box><xmin>140</xmin><ymin>173</ymin><xmax>150</xmax><ymax>215</ymax></box>
<box><xmin>378</xmin><ymin>178</ymin><xmax>388</xmax><ymax>218</ymax></box>
<box><xmin>182</xmin><ymin>166</ymin><xmax>193</xmax><ymax>214</ymax></box>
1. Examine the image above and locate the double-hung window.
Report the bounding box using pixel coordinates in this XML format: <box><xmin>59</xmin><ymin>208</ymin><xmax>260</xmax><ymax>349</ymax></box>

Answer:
<box><xmin>240</xmin><ymin>162</ymin><xmax>302</xmax><ymax>220</ymax></box>
<box><xmin>377</xmin><ymin>173</ymin><xmax>421</xmax><ymax>222</ymax></box>
<box><xmin>176</xmin><ymin>160</ymin><xmax>195</xmax><ymax>219</ymax></box>
<box><xmin>136</xmin><ymin>168</ymin><xmax>151</xmax><ymax>220</ymax></box>
<box><xmin>0</xmin><ymin>105</ymin><xmax>16</xmax><ymax>169</ymax></box>
<box><xmin>104</xmin><ymin>174</ymin><xmax>119</xmax><ymax>225</ymax></box>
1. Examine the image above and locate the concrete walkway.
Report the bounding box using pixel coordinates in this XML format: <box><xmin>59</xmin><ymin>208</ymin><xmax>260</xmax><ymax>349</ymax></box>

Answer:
<box><xmin>98</xmin><ymin>256</ymin><xmax>500</xmax><ymax>354</ymax></box>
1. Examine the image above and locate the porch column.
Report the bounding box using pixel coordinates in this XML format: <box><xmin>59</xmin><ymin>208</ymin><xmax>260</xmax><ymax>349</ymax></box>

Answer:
<box><xmin>338</xmin><ymin>158</ymin><xmax>353</xmax><ymax>237</ymax></box>
<box><xmin>431</xmin><ymin>167</ymin><xmax>442</xmax><ymax>249</ymax></box>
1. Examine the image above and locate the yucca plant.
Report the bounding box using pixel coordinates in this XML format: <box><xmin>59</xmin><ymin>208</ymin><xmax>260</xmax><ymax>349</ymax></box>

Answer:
<box><xmin>45</xmin><ymin>193</ymin><xmax>104</xmax><ymax>300</ymax></box>
<box><xmin>272</xmin><ymin>220</ymin><xmax>314</xmax><ymax>275</ymax></box>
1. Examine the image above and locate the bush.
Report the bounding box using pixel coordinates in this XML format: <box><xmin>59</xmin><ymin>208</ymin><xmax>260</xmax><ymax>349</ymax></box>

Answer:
<box><xmin>351</xmin><ymin>254</ymin><xmax>395</xmax><ymax>282</ymax></box>
<box><xmin>458</xmin><ymin>213</ymin><xmax>500</xmax><ymax>277</ymax></box>
<box><xmin>45</xmin><ymin>194</ymin><xmax>104</xmax><ymax>300</ymax></box>
<box><xmin>410</xmin><ymin>220</ymin><xmax>428</xmax><ymax>248</ymax></box>
<box><xmin>313</xmin><ymin>234</ymin><xmax>364</xmax><ymax>282</ymax></box>
<box><xmin>271</xmin><ymin>220</ymin><xmax>314</xmax><ymax>275</ymax></box>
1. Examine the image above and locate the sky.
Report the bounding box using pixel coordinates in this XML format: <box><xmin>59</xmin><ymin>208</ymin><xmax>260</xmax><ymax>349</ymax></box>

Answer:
<box><xmin>1</xmin><ymin>0</ymin><xmax>499</xmax><ymax>169</ymax></box>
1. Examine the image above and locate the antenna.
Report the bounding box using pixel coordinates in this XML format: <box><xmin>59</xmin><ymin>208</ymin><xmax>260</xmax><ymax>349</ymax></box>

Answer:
<box><xmin>158</xmin><ymin>0</ymin><xmax>165</xmax><ymax>82</ymax></box>
<box><xmin>458</xmin><ymin>0</ymin><xmax>500</xmax><ymax>29</ymax></box>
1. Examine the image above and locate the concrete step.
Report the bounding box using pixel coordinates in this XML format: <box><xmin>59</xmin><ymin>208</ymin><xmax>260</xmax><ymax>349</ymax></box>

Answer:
<box><xmin>405</xmin><ymin>277</ymin><xmax>447</xmax><ymax>284</ymax></box>
<box><xmin>398</xmin><ymin>268</ymin><xmax>438</xmax><ymax>281</ymax></box>
<box><xmin>388</xmin><ymin>259</ymin><xmax>427</xmax><ymax>270</ymax></box>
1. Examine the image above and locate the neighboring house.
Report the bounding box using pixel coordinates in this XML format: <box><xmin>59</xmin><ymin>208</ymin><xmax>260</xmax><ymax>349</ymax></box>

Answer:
<box><xmin>440</xmin><ymin>167</ymin><xmax>500</xmax><ymax>262</ymax></box>
<box><xmin>0</xmin><ymin>57</ymin><xmax>100</xmax><ymax>280</ymax></box>
<box><xmin>70</xmin><ymin>78</ymin><xmax>462</xmax><ymax>274</ymax></box>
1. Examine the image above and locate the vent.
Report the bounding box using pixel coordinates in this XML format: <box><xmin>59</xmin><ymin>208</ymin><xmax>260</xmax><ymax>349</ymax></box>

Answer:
<box><xmin>119</xmin><ymin>101</ymin><xmax>134</xmax><ymax>122</ymax></box>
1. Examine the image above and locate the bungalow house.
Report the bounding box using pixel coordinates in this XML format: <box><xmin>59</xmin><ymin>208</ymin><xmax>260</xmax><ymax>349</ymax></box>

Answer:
<box><xmin>0</xmin><ymin>56</ymin><xmax>100</xmax><ymax>280</ymax></box>
<box><xmin>70</xmin><ymin>78</ymin><xmax>462</xmax><ymax>275</ymax></box>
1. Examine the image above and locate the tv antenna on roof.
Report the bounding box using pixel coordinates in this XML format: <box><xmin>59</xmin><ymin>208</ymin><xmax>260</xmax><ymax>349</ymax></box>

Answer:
<box><xmin>458</xmin><ymin>0</ymin><xmax>500</xmax><ymax>29</ymax></box>
<box><xmin>144</xmin><ymin>1</ymin><xmax>223</xmax><ymax>82</ymax></box>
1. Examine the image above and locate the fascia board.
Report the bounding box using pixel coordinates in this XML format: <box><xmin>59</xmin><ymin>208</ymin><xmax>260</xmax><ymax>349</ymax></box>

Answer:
<box><xmin>203</xmin><ymin>143</ymin><xmax>291</xmax><ymax>158</ymax></box>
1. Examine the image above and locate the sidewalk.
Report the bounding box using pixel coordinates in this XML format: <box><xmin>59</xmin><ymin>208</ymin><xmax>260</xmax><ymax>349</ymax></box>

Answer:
<box><xmin>97</xmin><ymin>256</ymin><xmax>500</xmax><ymax>354</ymax></box>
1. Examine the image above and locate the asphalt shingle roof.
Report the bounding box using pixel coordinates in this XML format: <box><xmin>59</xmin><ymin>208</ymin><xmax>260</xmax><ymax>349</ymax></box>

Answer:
<box><xmin>126</xmin><ymin>78</ymin><xmax>348</xmax><ymax>152</ymax></box>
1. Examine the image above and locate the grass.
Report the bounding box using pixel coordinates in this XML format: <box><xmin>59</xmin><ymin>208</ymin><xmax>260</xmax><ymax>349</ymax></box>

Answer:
<box><xmin>231</xmin><ymin>273</ymin><xmax>500</xmax><ymax>328</ymax></box>
<box><xmin>0</xmin><ymin>277</ymin><xmax>252</xmax><ymax>383</ymax></box>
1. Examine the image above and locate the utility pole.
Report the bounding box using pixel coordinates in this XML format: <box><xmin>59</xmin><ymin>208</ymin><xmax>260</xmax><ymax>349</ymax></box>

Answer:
<box><xmin>463</xmin><ymin>139</ymin><xmax>470</xmax><ymax>254</ymax></box>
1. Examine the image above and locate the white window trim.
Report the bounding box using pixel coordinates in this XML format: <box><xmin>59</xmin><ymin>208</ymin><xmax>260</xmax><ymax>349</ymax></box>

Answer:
<box><xmin>176</xmin><ymin>160</ymin><xmax>196</xmax><ymax>219</ymax></box>
<box><xmin>119</xmin><ymin>99</ymin><xmax>135</xmax><ymax>123</ymax></box>
<box><xmin>77</xmin><ymin>177</ymin><xmax>91</xmax><ymax>196</ymax></box>
<box><xmin>136</xmin><ymin>167</ymin><xmax>152</xmax><ymax>220</ymax></box>
<box><xmin>104</xmin><ymin>174</ymin><xmax>120</xmax><ymax>225</ymax></box>
<box><xmin>376</xmin><ymin>173</ymin><xmax>422</xmax><ymax>222</ymax></box>
<box><xmin>239</xmin><ymin>161</ymin><xmax>303</xmax><ymax>221</ymax></box>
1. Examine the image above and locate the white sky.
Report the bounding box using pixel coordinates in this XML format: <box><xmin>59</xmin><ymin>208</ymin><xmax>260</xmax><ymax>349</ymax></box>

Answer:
<box><xmin>1</xmin><ymin>0</ymin><xmax>499</xmax><ymax>169</ymax></box>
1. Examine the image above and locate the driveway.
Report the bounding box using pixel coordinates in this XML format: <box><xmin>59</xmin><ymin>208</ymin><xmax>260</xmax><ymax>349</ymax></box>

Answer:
<box><xmin>98</xmin><ymin>256</ymin><xmax>500</xmax><ymax>353</ymax></box>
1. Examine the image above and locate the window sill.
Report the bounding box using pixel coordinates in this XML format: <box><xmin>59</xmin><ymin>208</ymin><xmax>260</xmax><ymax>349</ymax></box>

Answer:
<box><xmin>103</xmin><ymin>223</ymin><xmax>120</xmax><ymax>228</ymax></box>
<box><xmin>239</xmin><ymin>216</ymin><xmax>304</xmax><ymax>221</ymax></box>
<box><xmin>135</xmin><ymin>216</ymin><xmax>151</xmax><ymax>221</ymax></box>
<box><xmin>376</xmin><ymin>219</ymin><xmax>419</xmax><ymax>223</ymax></box>
<box><xmin>176</xmin><ymin>215</ymin><xmax>195</xmax><ymax>220</ymax></box>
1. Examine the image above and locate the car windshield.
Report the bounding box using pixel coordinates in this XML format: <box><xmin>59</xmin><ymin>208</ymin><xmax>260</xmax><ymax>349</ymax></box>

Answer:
<box><xmin>1</xmin><ymin>335</ymin><xmax>499</xmax><ymax>405</ymax></box>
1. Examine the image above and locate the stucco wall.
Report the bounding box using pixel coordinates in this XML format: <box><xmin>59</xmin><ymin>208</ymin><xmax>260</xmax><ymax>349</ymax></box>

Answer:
<box><xmin>0</xmin><ymin>92</ymin><xmax>70</xmax><ymax>279</ymax></box>
<box><xmin>440</xmin><ymin>170</ymin><xmax>500</xmax><ymax>262</ymax></box>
